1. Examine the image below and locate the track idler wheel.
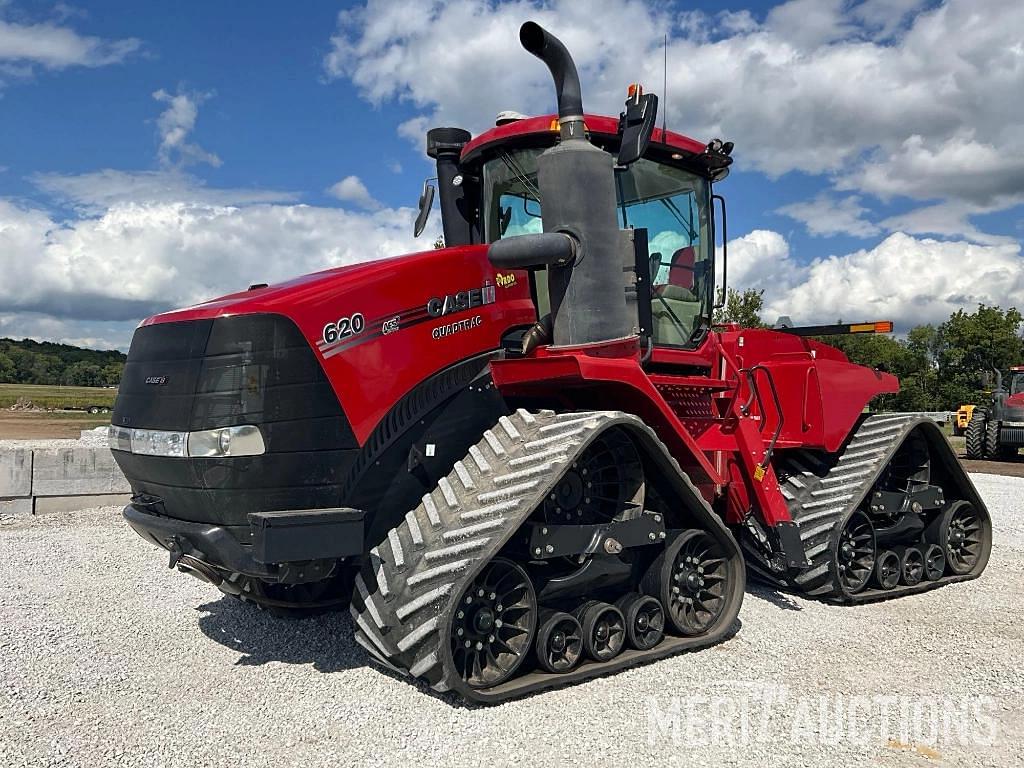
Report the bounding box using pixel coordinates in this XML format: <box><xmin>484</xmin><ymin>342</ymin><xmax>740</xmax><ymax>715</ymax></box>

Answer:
<box><xmin>927</xmin><ymin>500</ymin><xmax>989</xmax><ymax>576</ymax></box>
<box><xmin>643</xmin><ymin>529</ymin><xmax>731</xmax><ymax>636</ymax></box>
<box><xmin>450</xmin><ymin>558</ymin><xmax>537</xmax><ymax>689</ymax></box>
<box><xmin>895</xmin><ymin>546</ymin><xmax>924</xmax><ymax>586</ymax></box>
<box><xmin>575</xmin><ymin>601</ymin><xmax>626</xmax><ymax>661</ymax></box>
<box><xmin>534</xmin><ymin>610</ymin><xmax>583</xmax><ymax>674</ymax></box>
<box><xmin>615</xmin><ymin>593</ymin><xmax>665</xmax><ymax>651</ymax></box>
<box><xmin>923</xmin><ymin>543</ymin><xmax>946</xmax><ymax>580</ymax></box>
<box><xmin>874</xmin><ymin>550</ymin><xmax>900</xmax><ymax>590</ymax></box>
<box><xmin>835</xmin><ymin>510</ymin><xmax>876</xmax><ymax>595</ymax></box>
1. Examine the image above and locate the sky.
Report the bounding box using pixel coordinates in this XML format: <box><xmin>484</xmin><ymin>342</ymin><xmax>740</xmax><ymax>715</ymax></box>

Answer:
<box><xmin>0</xmin><ymin>0</ymin><xmax>1022</xmax><ymax>350</ymax></box>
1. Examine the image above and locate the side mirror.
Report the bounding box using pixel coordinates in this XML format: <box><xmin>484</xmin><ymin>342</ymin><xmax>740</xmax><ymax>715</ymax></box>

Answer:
<box><xmin>413</xmin><ymin>180</ymin><xmax>436</xmax><ymax>238</ymax></box>
<box><xmin>617</xmin><ymin>87</ymin><xmax>659</xmax><ymax>167</ymax></box>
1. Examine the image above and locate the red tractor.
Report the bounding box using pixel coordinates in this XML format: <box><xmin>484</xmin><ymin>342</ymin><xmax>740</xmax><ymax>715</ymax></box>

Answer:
<box><xmin>966</xmin><ymin>365</ymin><xmax>1024</xmax><ymax>460</ymax></box>
<box><xmin>111</xmin><ymin>23</ymin><xmax>991</xmax><ymax>703</ymax></box>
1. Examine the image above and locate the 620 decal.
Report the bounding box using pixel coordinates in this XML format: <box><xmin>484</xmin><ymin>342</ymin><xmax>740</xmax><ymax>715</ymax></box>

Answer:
<box><xmin>322</xmin><ymin>312</ymin><xmax>365</xmax><ymax>344</ymax></box>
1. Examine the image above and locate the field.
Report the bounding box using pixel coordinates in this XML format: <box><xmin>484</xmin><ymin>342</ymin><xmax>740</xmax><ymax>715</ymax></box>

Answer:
<box><xmin>0</xmin><ymin>412</ymin><xmax>110</xmax><ymax>440</ymax></box>
<box><xmin>0</xmin><ymin>384</ymin><xmax>116</xmax><ymax>439</ymax></box>
<box><xmin>0</xmin><ymin>383</ymin><xmax>117</xmax><ymax>411</ymax></box>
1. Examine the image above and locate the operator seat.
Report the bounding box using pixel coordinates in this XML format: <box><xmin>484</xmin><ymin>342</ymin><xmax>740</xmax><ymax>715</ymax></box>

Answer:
<box><xmin>651</xmin><ymin>246</ymin><xmax>700</xmax><ymax>345</ymax></box>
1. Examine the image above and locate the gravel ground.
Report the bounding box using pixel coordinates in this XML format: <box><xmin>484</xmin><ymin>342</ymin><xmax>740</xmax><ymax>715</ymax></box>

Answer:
<box><xmin>1</xmin><ymin>474</ymin><xmax>1021</xmax><ymax>768</ymax></box>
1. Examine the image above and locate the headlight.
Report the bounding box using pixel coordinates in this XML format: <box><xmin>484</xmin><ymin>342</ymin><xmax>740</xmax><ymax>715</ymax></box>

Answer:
<box><xmin>132</xmin><ymin>429</ymin><xmax>187</xmax><ymax>457</ymax></box>
<box><xmin>110</xmin><ymin>425</ymin><xmax>265</xmax><ymax>458</ymax></box>
<box><xmin>187</xmin><ymin>425</ymin><xmax>265</xmax><ymax>457</ymax></box>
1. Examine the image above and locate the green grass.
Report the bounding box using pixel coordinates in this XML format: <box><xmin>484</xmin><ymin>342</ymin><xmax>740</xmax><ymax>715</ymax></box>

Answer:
<box><xmin>0</xmin><ymin>383</ymin><xmax>117</xmax><ymax>410</ymax></box>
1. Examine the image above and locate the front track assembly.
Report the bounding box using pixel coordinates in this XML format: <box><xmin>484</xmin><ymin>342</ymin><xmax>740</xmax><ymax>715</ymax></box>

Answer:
<box><xmin>749</xmin><ymin>414</ymin><xmax>992</xmax><ymax>603</ymax></box>
<box><xmin>350</xmin><ymin>410</ymin><xmax>744</xmax><ymax>703</ymax></box>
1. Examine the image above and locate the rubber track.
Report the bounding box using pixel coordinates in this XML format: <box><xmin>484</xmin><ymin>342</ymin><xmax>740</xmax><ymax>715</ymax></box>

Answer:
<box><xmin>748</xmin><ymin>413</ymin><xmax>987</xmax><ymax>603</ymax></box>
<box><xmin>350</xmin><ymin>408</ymin><xmax>742</xmax><ymax>702</ymax></box>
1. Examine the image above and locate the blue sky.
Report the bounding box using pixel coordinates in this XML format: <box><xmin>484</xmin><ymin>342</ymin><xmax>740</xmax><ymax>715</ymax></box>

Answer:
<box><xmin>1</xmin><ymin>0</ymin><xmax>1022</xmax><ymax>349</ymax></box>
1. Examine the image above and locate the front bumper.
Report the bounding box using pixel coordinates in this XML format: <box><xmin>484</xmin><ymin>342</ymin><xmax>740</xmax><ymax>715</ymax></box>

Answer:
<box><xmin>123</xmin><ymin>503</ymin><xmax>365</xmax><ymax>582</ymax></box>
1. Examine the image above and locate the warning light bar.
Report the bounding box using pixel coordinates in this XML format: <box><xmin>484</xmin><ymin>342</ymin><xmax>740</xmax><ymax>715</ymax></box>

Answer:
<box><xmin>776</xmin><ymin>320</ymin><xmax>894</xmax><ymax>337</ymax></box>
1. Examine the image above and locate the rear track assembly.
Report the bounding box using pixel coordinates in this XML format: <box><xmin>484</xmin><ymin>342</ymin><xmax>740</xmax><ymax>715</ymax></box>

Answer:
<box><xmin>747</xmin><ymin>414</ymin><xmax>992</xmax><ymax>603</ymax></box>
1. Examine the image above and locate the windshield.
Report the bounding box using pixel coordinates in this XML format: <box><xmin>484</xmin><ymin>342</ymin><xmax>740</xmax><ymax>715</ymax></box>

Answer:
<box><xmin>1011</xmin><ymin>372</ymin><xmax>1024</xmax><ymax>396</ymax></box>
<box><xmin>482</xmin><ymin>147</ymin><xmax>712</xmax><ymax>346</ymax></box>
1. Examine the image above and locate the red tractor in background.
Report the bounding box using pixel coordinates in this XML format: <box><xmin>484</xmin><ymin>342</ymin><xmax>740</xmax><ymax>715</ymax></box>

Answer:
<box><xmin>110</xmin><ymin>23</ymin><xmax>991</xmax><ymax>703</ymax></box>
<box><xmin>966</xmin><ymin>365</ymin><xmax>1024</xmax><ymax>460</ymax></box>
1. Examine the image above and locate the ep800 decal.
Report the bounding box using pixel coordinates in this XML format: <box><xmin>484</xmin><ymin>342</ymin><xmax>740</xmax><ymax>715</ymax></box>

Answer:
<box><xmin>323</xmin><ymin>312</ymin><xmax>365</xmax><ymax>344</ymax></box>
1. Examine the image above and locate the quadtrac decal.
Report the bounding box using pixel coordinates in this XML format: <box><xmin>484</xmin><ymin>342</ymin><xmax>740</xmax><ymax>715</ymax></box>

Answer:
<box><xmin>316</xmin><ymin>280</ymin><xmax>496</xmax><ymax>359</ymax></box>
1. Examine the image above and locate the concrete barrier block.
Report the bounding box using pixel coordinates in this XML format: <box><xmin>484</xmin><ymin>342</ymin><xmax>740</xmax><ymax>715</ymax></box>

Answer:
<box><xmin>0</xmin><ymin>449</ymin><xmax>32</xmax><ymax>497</ymax></box>
<box><xmin>32</xmin><ymin>448</ymin><xmax>130</xmax><ymax>497</ymax></box>
<box><xmin>0</xmin><ymin>497</ymin><xmax>33</xmax><ymax>517</ymax></box>
<box><xmin>34</xmin><ymin>494</ymin><xmax>130</xmax><ymax>515</ymax></box>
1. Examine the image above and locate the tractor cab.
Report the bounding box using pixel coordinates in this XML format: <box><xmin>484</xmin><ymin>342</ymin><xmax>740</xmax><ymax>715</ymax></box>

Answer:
<box><xmin>1009</xmin><ymin>367</ymin><xmax>1024</xmax><ymax>399</ymax></box>
<box><xmin>420</xmin><ymin>108</ymin><xmax>733</xmax><ymax>350</ymax></box>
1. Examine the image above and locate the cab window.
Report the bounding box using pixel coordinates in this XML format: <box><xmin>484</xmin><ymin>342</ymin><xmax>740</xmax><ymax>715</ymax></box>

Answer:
<box><xmin>481</xmin><ymin>147</ymin><xmax>711</xmax><ymax>346</ymax></box>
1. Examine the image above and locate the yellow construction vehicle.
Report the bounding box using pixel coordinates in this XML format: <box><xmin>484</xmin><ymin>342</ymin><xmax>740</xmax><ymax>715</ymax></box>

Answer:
<box><xmin>953</xmin><ymin>404</ymin><xmax>976</xmax><ymax>436</ymax></box>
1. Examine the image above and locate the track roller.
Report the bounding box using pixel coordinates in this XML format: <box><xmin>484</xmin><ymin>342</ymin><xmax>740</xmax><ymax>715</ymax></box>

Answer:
<box><xmin>895</xmin><ymin>546</ymin><xmax>924</xmax><ymax>587</ymax></box>
<box><xmin>927</xmin><ymin>500</ymin><xmax>989</xmax><ymax>576</ymax></box>
<box><xmin>922</xmin><ymin>544</ymin><xmax>945</xmax><ymax>581</ymax></box>
<box><xmin>575</xmin><ymin>601</ymin><xmax>626</xmax><ymax>661</ymax></box>
<box><xmin>643</xmin><ymin>528</ymin><xmax>732</xmax><ymax>636</ymax></box>
<box><xmin>449</xmin><ymin>558</ymin><xmax>537</xmax><ymax>689</ymax></box>
<box><xmin>615</xmin><ymin>593</ymin><xmax>665</xmax><ymax>651</ymax></box>
<box><xmin>835</xmin><ymin>510</ymin><xmax>876</xmax><ymax>595</ymax></box>
<box><xmin>534</xmin><ymin>610</ymin><xmax>583</xmax><ymax>673</ymax></box>
<box><xmin>874</xmin><ymin>550</ymin><xmax>900</xmax><ymax>590</ymax></box>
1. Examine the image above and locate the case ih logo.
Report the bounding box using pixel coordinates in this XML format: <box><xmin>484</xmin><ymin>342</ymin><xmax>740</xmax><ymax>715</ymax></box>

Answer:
<box><xmin>144</xmin><ymin>376</ymin><xmax>168</xmax><ymax>386</ymax></box>
<box><xmin>426</xmin><ymin>282</ymin><xmax>496</xmax><ymax>318</ymax></box>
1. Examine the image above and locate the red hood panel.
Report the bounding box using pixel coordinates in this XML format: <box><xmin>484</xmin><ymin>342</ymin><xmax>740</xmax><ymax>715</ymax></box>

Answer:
<box><xmin>138</xmin><ymin>245</ymin><xmax>537</xmax><ymax>444</ymax></box>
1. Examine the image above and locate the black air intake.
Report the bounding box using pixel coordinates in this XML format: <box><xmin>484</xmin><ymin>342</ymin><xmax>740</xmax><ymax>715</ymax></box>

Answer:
<box><xmin>509</xmin><ymin>22</ymin><xmax>635</xmax><ymax>348</ymax></box>
<box><xmin>426</xmin><ymin>127</ymin><xmax>474</xmax><ymax>246</ymax></box>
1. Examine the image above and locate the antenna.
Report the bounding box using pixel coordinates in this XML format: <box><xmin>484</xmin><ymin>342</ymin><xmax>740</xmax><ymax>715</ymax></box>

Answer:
<box><xmin>662</xmin><ymin>33</ymin><xmax>668</xmax><ymax>136</ymax></box>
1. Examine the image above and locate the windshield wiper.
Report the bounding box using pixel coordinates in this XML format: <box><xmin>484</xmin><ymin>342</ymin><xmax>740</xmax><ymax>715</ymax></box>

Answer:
<box><xmin>499</xmin><ymin>151</ymin><xmax>542</xmax><ymax>202</ymax></box>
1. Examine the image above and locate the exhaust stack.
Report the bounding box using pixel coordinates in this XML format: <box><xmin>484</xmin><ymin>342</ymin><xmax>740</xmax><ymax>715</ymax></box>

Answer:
<box><xmin>491</xmin><ymin>22</ymin><xmax>635</xmax><ymax>349</ymax></box>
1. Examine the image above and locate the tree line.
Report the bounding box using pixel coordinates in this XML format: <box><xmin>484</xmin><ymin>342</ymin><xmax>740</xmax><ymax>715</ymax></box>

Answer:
<box><xmin>0</xmin><ymin>338</ymin><xmax>126</xmax><ymax>388</ymax></box>
<box><xmin>716</xmin><ymin>289</ymin><xmax>1024</xmax><ymax>412</ymax></box>
<box><xmin>3</xmin><ymin>294</ymin><xmax>1022</xmax><ymax>409</ymax></box>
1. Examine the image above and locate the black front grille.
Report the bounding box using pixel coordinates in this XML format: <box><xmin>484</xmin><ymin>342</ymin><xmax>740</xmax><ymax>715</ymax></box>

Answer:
<box><xmin>112</xmin><ymin>314</ymin><xmax>359</xmax><ymax>528</ymax></box>
<box><xmin>1000</xmin><ymin>427</ymin><xmax>1024</xmax><ymax>446</ymax></box>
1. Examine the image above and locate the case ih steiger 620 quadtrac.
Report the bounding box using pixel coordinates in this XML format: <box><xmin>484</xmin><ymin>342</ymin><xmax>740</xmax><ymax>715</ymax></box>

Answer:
<box><xmin>111</xmin><ymin>23</ymin><xmax>991</xmax><ymax>702</ymax></box>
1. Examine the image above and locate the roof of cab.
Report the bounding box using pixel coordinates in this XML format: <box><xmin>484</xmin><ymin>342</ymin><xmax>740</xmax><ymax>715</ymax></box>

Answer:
<box><xmin>460</xmin><ymin>113</ymin><xmax>707</xmax><ymax>163</ymax></box>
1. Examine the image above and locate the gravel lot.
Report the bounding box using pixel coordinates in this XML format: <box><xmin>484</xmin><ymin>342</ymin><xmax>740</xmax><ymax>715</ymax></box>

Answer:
<box><xmin>2</xmin><ymin>474</ymin><xmax>1021</xmax><ymax>768</ymax></box>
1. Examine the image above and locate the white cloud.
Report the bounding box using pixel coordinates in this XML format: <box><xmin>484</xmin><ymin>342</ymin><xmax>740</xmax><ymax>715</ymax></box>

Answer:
<box><xmin>720</xmin><ymin>229</ymin><xmax>802</xmax><ymax>305</ymax></box>
<box><xmin>153</xmin><ymin>87</ymin><xmax>221</xmax><ymax>168</ymax></box>
<box><xmin>0</xmin><ymin>15</ymin><xmax>139</xmax><ymax>71</ymax></box>
<box><xmin>32</xmin><ymin>169</ymin><xmax>297</xmax><ymax>215</ymax></box>
<box><xmin>765</xmin><ymin>0</ymin><xmax>855</xmax><ymax>49</ymax></box>
<box><xmin>777</xmin><ymin>195</ymin><xmax>880</xmax><ymax>238</ymax></box>
<box><xmin>325</xmin><ymin>0</ymin><xmax>1024</xmax><ymax>241</ymax></box>
<box><xmin>724</xmin><ymin>229</ymin><xmax>1024</xmax><ymax>329</ymax></box>
<box><xmin>0</xmin><ymin>197</ymin><xmax>437</xmax><ymax>348</ymax></box>
<box><xmin>879</xmin><ymin>202</ymin><xmax>1018</xmax><ymax>247</ymax></box>
<box><xmin>327</xmin><ymin>174</ymin><xmax>382</xmax><ymax>210</ymax></box>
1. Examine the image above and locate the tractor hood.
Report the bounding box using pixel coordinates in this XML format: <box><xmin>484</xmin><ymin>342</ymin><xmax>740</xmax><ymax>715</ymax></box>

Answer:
<box><xmin>125</xmin><ymin>244</ymin><xmax>536</xmax><ymax>445</ymax></box>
